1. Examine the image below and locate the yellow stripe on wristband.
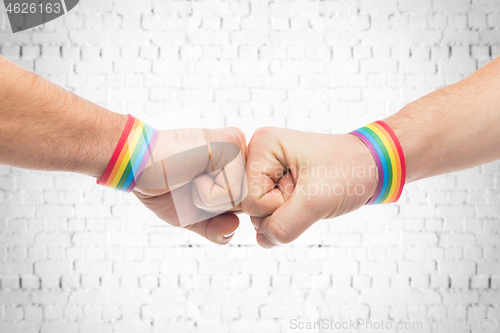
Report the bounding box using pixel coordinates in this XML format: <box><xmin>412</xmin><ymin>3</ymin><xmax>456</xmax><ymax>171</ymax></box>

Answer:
<box><xmin>97</xmin><ymin>115</ymin><xmax>158</xmax><ymax>192</ymax></box>
<box><xmin>351</xmin><ymin>120</ymin><xmax>406</xmax><ymax>205</ymax></box>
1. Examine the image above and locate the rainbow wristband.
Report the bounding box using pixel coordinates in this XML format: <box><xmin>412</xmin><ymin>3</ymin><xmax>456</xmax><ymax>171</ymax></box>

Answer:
<box><xmin>97</xmin><ymin>114</ymin><xmax>158</xmax><ymax>192</ymax></box>
<box><xmin>351</xmin><ymin>120</ymin><xmax>406</xmax><ymax>205</ymax></box>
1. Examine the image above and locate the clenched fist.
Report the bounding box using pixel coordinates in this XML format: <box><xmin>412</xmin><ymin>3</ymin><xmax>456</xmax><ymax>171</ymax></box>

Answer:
<box><xmin>242</xmin><ymin>127</ymin><xmax>378</xmax><ymax>248</ymax></box>
<box><xmin>133</xmin><ymin>127</ymin><xmax>247</xmax><ymax>245</ymax></box>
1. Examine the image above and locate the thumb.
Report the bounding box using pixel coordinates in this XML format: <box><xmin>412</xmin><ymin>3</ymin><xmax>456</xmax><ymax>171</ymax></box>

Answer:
<box><xmin>256</xmin><ymin>187</ymin><xmax>323</xmax><ymax>249</ymax></box>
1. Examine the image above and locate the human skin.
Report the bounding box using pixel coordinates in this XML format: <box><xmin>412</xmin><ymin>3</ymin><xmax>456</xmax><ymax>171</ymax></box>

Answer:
<box><xmin>243</xmin><ymin>55</ymin><xmax>500</xmax><ymax>248</ymax></box>
<box><xmin>3</xmin><ymin>51</ymin><xmax>500</xmax><ymax>248</ymax></box>
<box><xmin>133</xmin><ymin>127</ymin><xmax>247</xmax><ymax>244</ymax></box>
<box><xmin>0</xmin><ymin>55</ymin><xmax>245</xmax><ymax>245</ymax></box>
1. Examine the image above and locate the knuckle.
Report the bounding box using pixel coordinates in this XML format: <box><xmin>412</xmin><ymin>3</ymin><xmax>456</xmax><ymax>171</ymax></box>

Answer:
<box><xmin>252</xmin><ymin>127</ymin><xmax>276</xmax><ymax>142</ymax></box>
<box><xmin>227</xmin><ymin>127</ymin><xmax>246</xmax><ymax>146</ymax></box>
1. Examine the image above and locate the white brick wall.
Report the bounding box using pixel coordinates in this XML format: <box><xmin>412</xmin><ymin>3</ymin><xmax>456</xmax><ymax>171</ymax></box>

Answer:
<box><xmin>1</xmin><ymin>0</ymin><xmax>500</xmax><ymax>332</ymax></box>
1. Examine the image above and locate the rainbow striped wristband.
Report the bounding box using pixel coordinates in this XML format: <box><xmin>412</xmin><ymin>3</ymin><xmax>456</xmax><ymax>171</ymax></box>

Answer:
<box><xmin>97</xmin><ymin>114</ymin><xmax>158</xmax><ymax>192</ymax></box>
<box><xmin>351</xmin><ymin>120</ymin><xmax>406</xmax><ymax>205</ymax></box>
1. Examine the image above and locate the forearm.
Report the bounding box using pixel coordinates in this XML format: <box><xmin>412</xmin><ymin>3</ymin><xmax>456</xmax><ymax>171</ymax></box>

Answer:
<box><xmin>385</xmin><ymin>55</ymin><xmax>500</xmax><ymax>183</ymax></box>
<box><xmin>0</xmin><ymin>56</ymin><xmax>127</xmax><ymax>178</ymax></box>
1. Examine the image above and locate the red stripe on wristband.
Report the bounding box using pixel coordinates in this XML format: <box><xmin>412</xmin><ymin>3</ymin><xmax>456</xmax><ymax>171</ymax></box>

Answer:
<box><xmin>351</xmin><ymin>120</ymin><xmax>406</xmax><ymax>205</ymax></box>
<box><xmin>98</xmin><ymin>114</ymin><xmax>135</xmax><ymax>186</ymax></box>
<box><xmin>97</xmin><ymin>114</ymin><xmax>158</xmax><ymax>192</ymax></box>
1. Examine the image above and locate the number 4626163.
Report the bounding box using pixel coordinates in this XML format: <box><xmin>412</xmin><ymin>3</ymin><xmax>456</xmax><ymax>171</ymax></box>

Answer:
<box><xmin>6</xmin><ymin>2</ymin><xmax>61</xmax><ymax>14</ymax></box>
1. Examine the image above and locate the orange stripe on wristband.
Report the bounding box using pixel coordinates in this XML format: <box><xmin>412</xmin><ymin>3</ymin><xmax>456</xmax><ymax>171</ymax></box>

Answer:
<box><xmin>97</xmin><ymin>115</ymin><xmax>158</xmax><ymax>192</ymax></box>
<box><xmin>367</xmin><ymin>122</ymin><xmax>401</xmax><ymax>203</ymax></box>
<box><xmin>351</xmin><ymin>120</ymin><xmax>406</xmax><ymax>205</ymax></box>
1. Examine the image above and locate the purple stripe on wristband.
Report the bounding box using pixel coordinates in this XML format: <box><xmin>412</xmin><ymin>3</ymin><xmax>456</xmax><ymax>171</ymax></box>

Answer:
<box><xmin>351</xmin><ymin>131</ymin><xmax>384</xmax><ymax>205</ymax></box>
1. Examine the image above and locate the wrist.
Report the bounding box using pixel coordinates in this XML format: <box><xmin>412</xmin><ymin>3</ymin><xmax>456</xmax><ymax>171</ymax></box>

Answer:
<box><xmin>344</xmin><ymin>133</ymin><xmax>379</xmax><ymax>204</ymax></box>
<box><xmin>96</xmin><ymin>114</ymin><xmax>159</xmax><ymax>192</ymax></box>
<box><xmin>86</xmin><ymin>111</ymin><xmax>129</xmax><ymax>179</ymax></box>
<box><xmin>349</xmin><ymin>120</ymin><xmax>406</xmax><ymax>205</ymax></box>
<box><xmin>383</xmin><ymin>98</ymin><xmax>430</xmax><ymax>183</ymax></box>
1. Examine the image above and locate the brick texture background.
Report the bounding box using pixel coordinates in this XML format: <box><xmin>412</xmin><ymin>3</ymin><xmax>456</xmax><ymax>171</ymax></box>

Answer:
<box><xmin>1</xmin><ymin>0</ymin><xmax>500</xmax><ymax>332</ymax></box>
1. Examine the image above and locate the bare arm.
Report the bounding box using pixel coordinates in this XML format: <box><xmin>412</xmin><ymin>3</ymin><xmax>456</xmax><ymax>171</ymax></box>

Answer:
<box><xmin>386</xmin><ymin>55</ymin><xmax>500</xmax><ymax>182</ymax></box>
<box><xmin>0</xmin><ymin>55</ymin><xmax>127</xmax><ymax>178</ymax></box>
<box><xmin>244</xmin><ymin>55</ymin><xmax>500</xmax><ymax>248</ymax></box>
<box><xmin>0</xmin><ymin>55</ymin><xmax>245</xmax><ymax>244</ymax></box>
